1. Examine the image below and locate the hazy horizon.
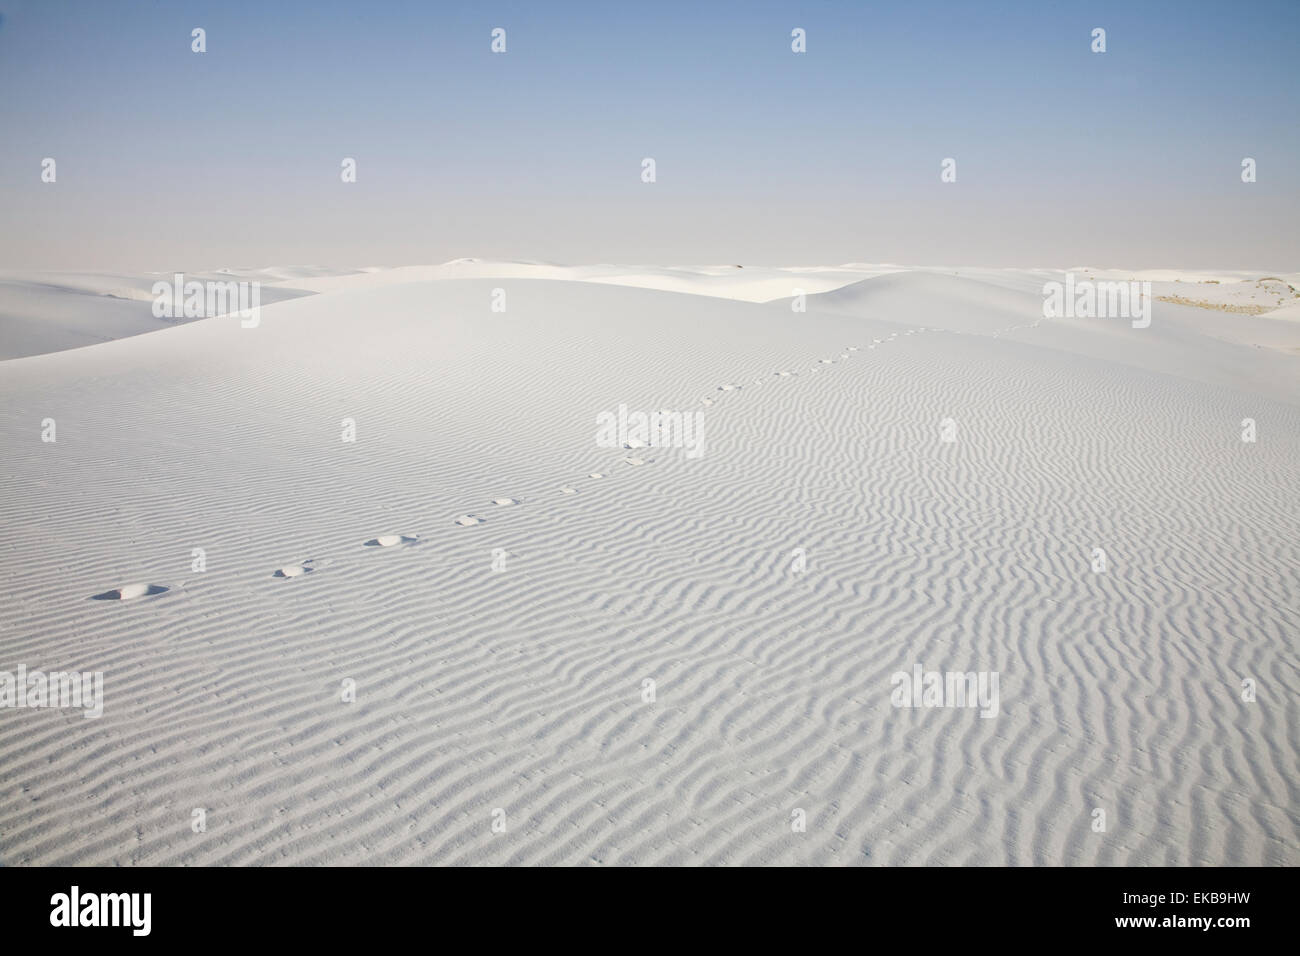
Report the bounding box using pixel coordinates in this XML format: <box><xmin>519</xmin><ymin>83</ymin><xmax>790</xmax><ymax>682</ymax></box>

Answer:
<box><xmin>2</xmin><ymin>0</ymin><xmax>1297</xmax><ymax>272</ymax></box>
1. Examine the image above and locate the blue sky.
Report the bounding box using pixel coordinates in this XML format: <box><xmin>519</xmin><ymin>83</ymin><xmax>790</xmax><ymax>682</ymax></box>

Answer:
<box><xmin>1</xmin><ymin>0</ymin><xmax>1297</xmax><ymax>270</ymax></box>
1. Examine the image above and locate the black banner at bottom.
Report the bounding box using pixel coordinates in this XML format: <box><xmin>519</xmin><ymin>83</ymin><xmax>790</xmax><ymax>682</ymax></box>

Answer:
<box><xmin>0</xmin><ymin>865</ymin><xmax>1283</xmax><ymax>944</ymax></box>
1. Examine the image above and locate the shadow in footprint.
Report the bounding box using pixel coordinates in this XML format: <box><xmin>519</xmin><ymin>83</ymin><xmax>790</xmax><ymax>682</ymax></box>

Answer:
<box><xmin>92</xmin><ymin>584</ymin><xmax>169</xmax><ymax>601</ymax></box>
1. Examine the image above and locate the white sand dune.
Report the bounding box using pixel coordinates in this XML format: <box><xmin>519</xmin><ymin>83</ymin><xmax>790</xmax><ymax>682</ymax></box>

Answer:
<box><xmin>0</xmin><ymin>266</ymin><xmax>1296</xmax><ymax>866</ymax></box>
<box><xmin>280</xmin><ymin>259</ymin><xmax>888</xmax><ymax>303</ymax></box>
<box><xmin>0</xmin><ymin>261</ymin><xmax>880</xmax><ymax>360</ymax></box>
<box><xmin>807</xmin><ymin>271</ymin><xmax>1300</xmax><ymax>403</ymax></box>
<box><xmin>0</xmin><ymin>269</ymin><xmax>336</xmax><ymax>360</ymax></box>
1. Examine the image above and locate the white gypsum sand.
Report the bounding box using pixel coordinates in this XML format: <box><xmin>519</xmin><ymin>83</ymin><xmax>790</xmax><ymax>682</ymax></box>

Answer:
<box><xmin>0</xmin><ymin>262</ymin><xmax>1296</xmax><ymax>865</ymax></box>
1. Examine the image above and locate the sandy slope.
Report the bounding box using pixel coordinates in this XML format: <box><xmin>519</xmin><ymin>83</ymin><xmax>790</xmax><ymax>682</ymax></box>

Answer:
<box><xmin>0</xmin><ymin>269</ymin><xmax>1296</xmax><ymax>866</ymax></box>
<box><xmin>0</xmin><ymin>268</ymin><xmax>344</xmax><ymax>360</ymax></box>
<box><xmin>0</xmin><ymin>262</ymin><xmax>881</xmax><ymax>360</ymax></box>
<box><xmin>810</xmin><ymin>272</ymin><xmax>1300</xmax><ymax>404</ymax></box>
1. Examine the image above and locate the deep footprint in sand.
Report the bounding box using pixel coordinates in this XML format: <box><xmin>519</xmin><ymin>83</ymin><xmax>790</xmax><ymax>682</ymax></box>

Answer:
<box><xmin>364</xmin><ymin>534</ymin><xmax>419</xmax><ymax>548</ymax></box>
<box><xmin>560</xmin><ymin>486</ymin><xmax>578</xmax><ymax>495</ymax></box>
<box><xmin>490</xmin><ymin>498</ymin><xmax>521</xmax><ymax>506</ymax></box>
<box><xmin>273</xmin><ymin>562</ymin><xmax>315</xmax><ymax>579</ymax></box>
<box><xmin>455</xmin><ymin>515</ymin><xmax>486</xmax><ymax>527</ymax></box>
<box><xmin>92</xmin><ymin>583</ymin><xmax>170</xmax><ymax>601</ymax></box>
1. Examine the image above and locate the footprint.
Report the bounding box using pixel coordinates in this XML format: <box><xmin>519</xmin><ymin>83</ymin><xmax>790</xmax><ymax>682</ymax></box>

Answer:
<box><xmin>819</xmin><ymin>358</ymin><xmax>834</xmax><ymax>364</ymax></box>
<box><xmin>847</xmin><ymin>346</ymin><xmax>860</xmax><ymax>351</ymax></box>
<box><xmin>364</xmin><ymin>534</ymin><xmax>418</xmax><ymax>548</ymax></box>
<box><xmin>717</xmin><ymin>384</ymin><xmax>740</xmax><ymax>392</ymax></box>
<box><xmin>92</xmin><ymin>583</ymin><xmax>169</xmax><ymax>601</ymax></box>
<box><xmin>700</xmin><ymin>397</ymin><xmax>715</xmax><ymax>406</ymax></box>
<box><xmin>491</xmin><ymin>498</ymin><xmax>521</xmax><ymax>506</ymax></box>
<box><xmin>776</xmin><ymin>370</ymin><xmax>795</xmax><ymax>377</ymax></box>
<box><xmin>622</xmin><ymin>456</ymin><xmax>647</xmax><ymax>466</ymax></box>
<box><xmin>272</xmin><ymin>562</ymin><xmax>315</xmax><ymax>578</ymax></box>
<box><xmin>587</xmin><ymin>472</ymin><xmax>605</xmax><ymax>479</ymax></box>
<box><xmin>560</xmin><ymin>486</ymin><xmax>578</xmax><ymax>494</ymax></box>
<box><xmin>455</xmin><ymin>515</ymin><xmax>485</xmax><ymax>527</ymax></box>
